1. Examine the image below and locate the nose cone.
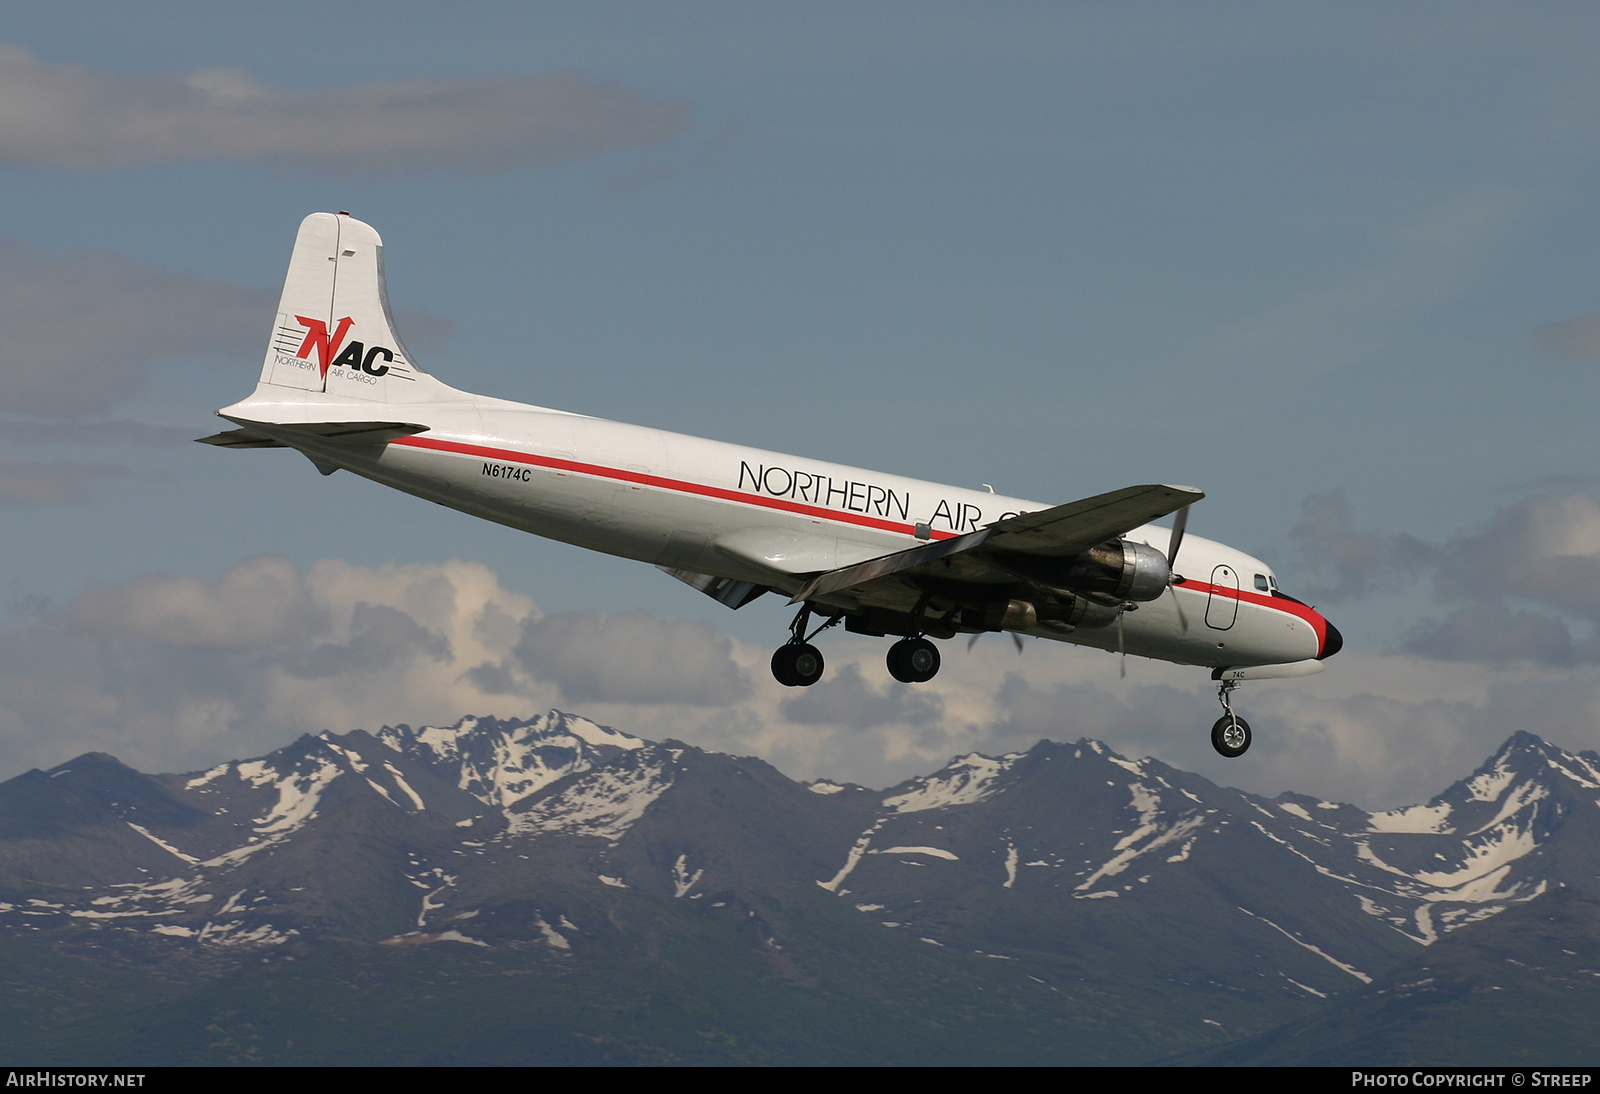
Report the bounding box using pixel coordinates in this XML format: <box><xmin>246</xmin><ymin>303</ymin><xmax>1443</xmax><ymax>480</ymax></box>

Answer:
<box><xmin>1318</xmin><ymin>619</ymin><xmax>1344</xmax><ymax>660</ymax></box>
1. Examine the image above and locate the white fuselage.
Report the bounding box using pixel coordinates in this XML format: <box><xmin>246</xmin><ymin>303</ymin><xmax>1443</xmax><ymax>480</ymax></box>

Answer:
<box><xmin>234</xmin><ymin>385</ymin><xmax>1330</xmax><ymax>670</ymax></box>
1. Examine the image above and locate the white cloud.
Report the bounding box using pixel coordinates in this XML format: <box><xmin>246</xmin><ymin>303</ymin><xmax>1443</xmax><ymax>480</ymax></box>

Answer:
<box><xmin>1289</xmin><ymin>489</ymin><xmax>1434</xmax><ymax>601</ymax></box>
<box><xmin>5</xmin><ymin>553</ymin><xmax>1597</xmax><ymax>812</ymax></box>
<box><xmin>0</xmin><ymin>556</ymin><xmax>544</xmax><ymax>775</ymax></box>
<box><xmin>0</xmin><ymin>44</ymin><xmax>688</xmax><ymax>171</ymax></box>
<box><xmin>1403</xmin><ymin>492</ymin><xmax>1600</xmax><ymax>665</ymax></box>
<box><xmin>69</xmin><ymin>555</ymin><xmax>319</xmax><ymax>648</ymax></box>
<box><xmin>1294</xmin><ymin>489</ymin><xmax>1600</xmax><ymax>667</ymax></box>
<box><xmin>780</xmin><ymin>662</ymin><xmax>943</xmax><ymax>729</ymax></box>
<box><xmin>511</xmin><ymin>609</ymin><xmax>751</xmax><ymax>705</ymax></box>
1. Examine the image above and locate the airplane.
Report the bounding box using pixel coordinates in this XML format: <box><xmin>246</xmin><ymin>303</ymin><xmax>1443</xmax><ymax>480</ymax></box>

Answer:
<box><xmin>201</xmin><ymin>212</ymin><xmax>1342</xmax><ymax>759</ymax></box>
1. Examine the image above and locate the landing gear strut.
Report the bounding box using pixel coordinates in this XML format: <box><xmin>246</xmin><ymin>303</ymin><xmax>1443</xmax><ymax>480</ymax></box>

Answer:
<box><xmin>770</xmin><ymin>604</ymin><xmax>838</xmax><ymax>688</ymax></box>
<box><xmin>884</xmin><ymin>594</ymin><xmax>942</xmax><ymax>683</ymax></box>
<box><xmin>1211</xmin><ymin>679</ymin><xmax>1252</xmax><ymax>758</ymax></box>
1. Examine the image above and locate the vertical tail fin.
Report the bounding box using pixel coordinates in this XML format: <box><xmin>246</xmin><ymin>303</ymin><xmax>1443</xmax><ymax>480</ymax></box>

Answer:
<box><xmin>257</xmin><ymin>212</ymin><xmax>445</xmax><ymax>405</ymax></box>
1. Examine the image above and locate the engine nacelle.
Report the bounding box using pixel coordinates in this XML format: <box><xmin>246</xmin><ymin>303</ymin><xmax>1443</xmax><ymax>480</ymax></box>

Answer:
<box><xmin>1062</xmin><ymin>539</ymin><xmax>1171</xmax><ymax>603</ymax></box>
<box><xmin>981</xmin><ymin>591</ymin><xmax>1121</xmax><ymax>632</ymax></box>
<box><xmin>1036</xmin><ymin>590</ymin><xmax>1121</xmax><ymax>629</ymax></box>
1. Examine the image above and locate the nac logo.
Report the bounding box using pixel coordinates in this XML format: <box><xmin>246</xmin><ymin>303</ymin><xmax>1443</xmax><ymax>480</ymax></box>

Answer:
<box><xmin>294</xmin><ymin>316</ymin><xmax>394</xmax><ymax>379</ymax></box>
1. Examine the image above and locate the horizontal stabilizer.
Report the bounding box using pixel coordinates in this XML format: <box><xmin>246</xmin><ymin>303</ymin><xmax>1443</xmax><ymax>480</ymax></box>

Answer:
<box><xmin>792</xmin><ymin>483</ymin><xmax>1203</xmax><ymax>604</ymax></box>
<box><xmin>202</xmin><ymin>419</ymin><xmax>429</xmax><ymax>449</ymax></box>
<box><xmin>195</xmin><ymin>428</ymin><xmax>288</xmax><ymax>449</ymax></box>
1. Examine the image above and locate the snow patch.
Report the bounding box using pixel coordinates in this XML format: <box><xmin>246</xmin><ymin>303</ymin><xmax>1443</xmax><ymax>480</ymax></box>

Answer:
<box><xmin>534</xmin><ymin>916</ymin><xmax>571</xmax><ymax>950</ymax></box>
<box><xmin>126</xmin><ymin>823</ymin><xmax>198</xmax><ymax>865</ymax></box>
<box><xmin>819</xmin><ymin>821</ymin><xmax>883</xmax><ymax>892</ymax></box>
<box><xmin>505</xmin><ymin>759</ymin><xmax>672</xmax><ymax>843</ymax></box>
<box><xmin>884</xmin><ymin>752</ymin><xmax>1019</xmax><ymax>813</ymax></box>
<box><xmin>870</xmin><ymin>846</ymin><xmax>958</xmax><ymax>861</ymax></box>
<box><xmin>150</xmin><ymin>924</ymin><xmax>196</xmax><ymax>937</ymax></box>
<box><xmin>1237</xmin><ymin>907</ymin><xmax>1371</xmax><ymax>984</ymax></box>
<box><xmin>383</xmin><ymin>761</ymin><xmax>426</xmax><ymax>810</ymax></box>
<box><xmin>672</xmin><ymin>854</ymin><xmax>704</xmax><ymax>898</ymax></box>
<box><xmin>1467</xmin><ymin>757</ymin><xmax>1517</xmax><ymax>803</ymax></box>
<box><xmin>1469</xmin><ymin>781</ymin><xmax>1547</xmax><ymax>836</ymax></box>
<box><xmin>184</xmin><ymin>763</ymin><xmax>230</xmax><ymax>790</ymax></box>
<box><xmin>1414</xmin><ymin>825</ymin><xmax>1538</xmax><ymax>889</ymax></box>
<box><xmin>564</xmin><ymin>717</ymin><xmax>645</xmax><ymax>751</ymax></box>
<box><xmin>1369</xmin><ymin>802</ymin><xmax>1454</xmax><ymax>834</ymax></box>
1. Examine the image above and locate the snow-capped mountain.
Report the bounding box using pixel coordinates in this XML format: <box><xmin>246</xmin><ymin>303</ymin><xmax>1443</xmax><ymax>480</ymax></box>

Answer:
<box><xmin>816</xmin><ymin>732</ymin><xmax>1597</xmax><ymax>974</ymax></box>
<box><xmin>2</xmin><ymin>716</ymin><xmax>1598</xmax><ymax>1064</ymax></box>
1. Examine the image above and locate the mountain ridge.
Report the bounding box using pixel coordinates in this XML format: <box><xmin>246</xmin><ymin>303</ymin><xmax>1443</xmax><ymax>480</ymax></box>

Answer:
<box><xmin>0</xmin><ymin>712</ymin><xmax>1594</xmax><ymax>1064</ymax></box>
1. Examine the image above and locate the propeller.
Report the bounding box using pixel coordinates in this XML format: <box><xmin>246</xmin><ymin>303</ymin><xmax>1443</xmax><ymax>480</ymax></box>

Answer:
<box><xmin>1167</xmin><ymin>504</ymin><xmax>1189</xmax><ymax>569</ymax></box>
<box><xmin>967</xmin><ymin>631</ymin><xmax>1026</xmax><ymax>654</ymax></box>
<box><xmin>1123</xmin><ymin>502</ymin><xmax>1195</xmax><ymax>679</ymax></box>
<box><xmin>1165</xmin><ymin>504</ymin><xmax>1192</xmax><ymax>635</ymax></box>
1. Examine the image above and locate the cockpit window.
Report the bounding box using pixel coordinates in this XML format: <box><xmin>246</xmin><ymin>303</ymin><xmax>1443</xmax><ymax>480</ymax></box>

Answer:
<box><xmin>1268</xmin><ymin>575</ymin><xmax>1278</xmax><ymax>592</ymax></box>
<box><xmin>1253</xmin><ymin>574</ymin><xmax>1270</xmax><ymax>592</ymax></box>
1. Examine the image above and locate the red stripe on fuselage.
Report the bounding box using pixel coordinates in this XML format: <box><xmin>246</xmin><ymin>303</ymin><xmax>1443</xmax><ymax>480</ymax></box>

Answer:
<box><xmin>390</xmin><ymin>434</ymin><xmax>960</xmax><ymax>540</ymax></box>
<box><xmin>1177</xmin><ymin>579</ymin><xmax>1331</xmax><ymax>653</ymax></box>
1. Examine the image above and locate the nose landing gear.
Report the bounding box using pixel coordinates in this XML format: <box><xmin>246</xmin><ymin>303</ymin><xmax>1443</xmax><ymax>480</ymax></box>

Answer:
<box><xmin>1211</xmin><ymin>679</ymin><xmax>1252</xmax><ymax>758</ymax></box>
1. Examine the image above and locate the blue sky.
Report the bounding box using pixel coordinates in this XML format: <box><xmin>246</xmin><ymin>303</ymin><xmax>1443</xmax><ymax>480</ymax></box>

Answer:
<box><xmin>3</xmin><ymin>3</ymin><xmax>1600</xmax><ymax>805</ymax></box>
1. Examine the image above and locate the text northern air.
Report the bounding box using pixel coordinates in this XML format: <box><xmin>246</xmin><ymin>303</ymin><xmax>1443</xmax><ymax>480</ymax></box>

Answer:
<box><xmin>737</xmin><ymin>461</ymin><xmax>985</xmax><ymax>533</ymax></box>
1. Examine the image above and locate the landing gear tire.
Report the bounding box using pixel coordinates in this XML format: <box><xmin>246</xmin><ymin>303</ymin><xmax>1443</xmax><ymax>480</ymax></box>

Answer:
<box><xmin>1211</xmin><ymin>714</ymin><xmax>1252</xmax><ymax>758</ymax></box>
<box><xmin>887</xmin><ymin>637</ymin><xmax>940</xmax><ymax>683</ymax></box>
<box><xmin>772</xmin><ymin>643</ymin><xmax>825</xmax><ymax>687</ymax></box>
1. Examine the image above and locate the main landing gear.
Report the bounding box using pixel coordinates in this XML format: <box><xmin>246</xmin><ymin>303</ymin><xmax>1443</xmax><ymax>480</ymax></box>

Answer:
<box><xmin>1211</xmin><ymin>679</ymin><xmax>1252</xmax><ymax>758</ymax></box>
<box><xmin>768</xmin><ymin>604</ymin><xmax>946</xmax><ymax>687</ymax></box>
<box><xmin>772</xmin><ymin>642</ymin><xmax>824</xmax><ymax>688</ymax></box>
<box><xmin>770</xmin><ymin>604</ymin><xmax>837</xmax><ymax>688</ymax></box>
<box><xmin>886</xmin><ymin>637</ymin><xmax>940</xmax><ymax>683</ymax></box>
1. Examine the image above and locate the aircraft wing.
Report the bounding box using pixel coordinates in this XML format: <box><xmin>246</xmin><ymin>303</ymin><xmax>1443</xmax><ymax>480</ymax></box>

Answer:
<box><xmin>792</xmin><ymin>483</ymin><xmax>1202</xmax><ymax>603</ymax></box>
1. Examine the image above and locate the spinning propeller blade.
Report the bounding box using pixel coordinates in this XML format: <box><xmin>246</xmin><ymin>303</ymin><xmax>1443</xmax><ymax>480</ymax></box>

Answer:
<box><xmin>1165</xmin><ymin>504</ymin><xmax>1192</xmax><ymax>635</ymax></box>
<box><xmin>969</xmin><ymin>631</ymin><xmax>1028</xmax><ymax>654</ymax></box>
<box><xmin>1166</xmin><ymin>504</ymin><xmax>1189</xmax><ymax>568</ymax></box>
